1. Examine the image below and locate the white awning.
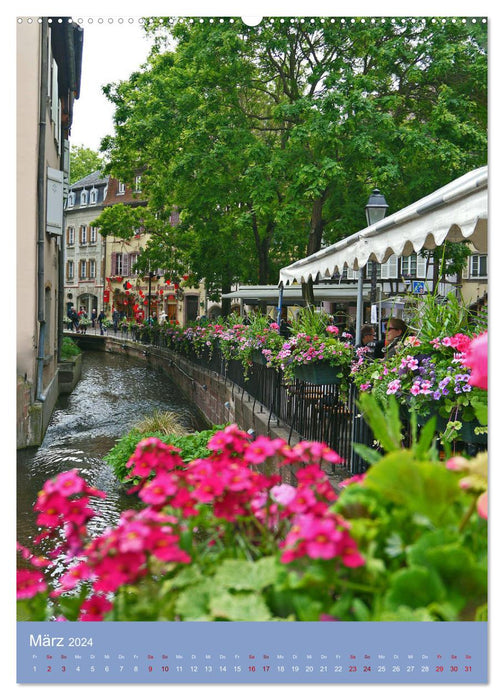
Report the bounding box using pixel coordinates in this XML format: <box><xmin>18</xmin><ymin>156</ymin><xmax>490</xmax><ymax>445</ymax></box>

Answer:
<box><xmin>279</xmin><ymin>166</ymin><xmax>488</xmax><ymax>285</ymax></box>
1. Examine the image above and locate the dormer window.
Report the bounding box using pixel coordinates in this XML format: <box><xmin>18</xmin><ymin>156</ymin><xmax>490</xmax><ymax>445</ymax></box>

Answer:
<box><xmin>90</xmin><ymin>188</ymin><xmax>97</xmax><ymax>204</ymax></box>
<box><xmin>80</xmin><ymin>190</ymin><xmax>88</xmax><ymax>205</ymax></box>
<box><xmin>68</xmin><ymin>192</ymin><xmax>75</xmax><ymax>207</ymax></box>
<box><xmin>118</xmin><ymin>182</ymin><xmax>126</xmax><ymax>195</ymax></box>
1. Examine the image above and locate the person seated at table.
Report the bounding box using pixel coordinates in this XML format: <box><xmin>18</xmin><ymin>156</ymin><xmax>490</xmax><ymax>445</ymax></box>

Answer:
<box><xmin>374</xmin><ymin>317</ymin><xmax>408</xmax><ymax>359</ymax></box>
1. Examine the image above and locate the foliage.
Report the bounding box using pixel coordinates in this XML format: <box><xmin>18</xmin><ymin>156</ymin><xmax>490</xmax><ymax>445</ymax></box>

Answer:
<box><xmin>69</xmin><ymin>145</ymin><xmax>104</xmax><ymax>184</ymax></box>
<box><xmin>100</xmin><ymin>18</ymin><xmax>487</xmax><ymax>307</ymax></box>
<box><xmin>17</xmin><ymin>417</ymin><xmax>487</xmax><ymax>622</ymax></box>
<box><xmin>351</xmin><ymin>295</ymin><xmax>488</xmax><ymax>445</ymax></box>
<box><xmin>60</xmin><ymin>337</ymin><xmax>81</xmax><ymax>360</ymax></box>
<box><xmin>133</xmin><ymin>410</ymin><xmax>189</xmax><ymax>436</ymax></box>
<box><xmin>104</xmin><ymin>425</ymin><xmax>224</xmax><ymax>483</ymax></box>
<box><xmin>267</xmin><ymin>320</ymin><xmax>354</xmax><ymax>385</ymax></box>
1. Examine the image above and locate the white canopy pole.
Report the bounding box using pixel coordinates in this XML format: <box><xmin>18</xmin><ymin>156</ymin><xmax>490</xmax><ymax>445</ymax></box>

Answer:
<box><xmin>355</xmin><ymin>268</ymin><xmax>364</xmax><ymax>345</ymax></box>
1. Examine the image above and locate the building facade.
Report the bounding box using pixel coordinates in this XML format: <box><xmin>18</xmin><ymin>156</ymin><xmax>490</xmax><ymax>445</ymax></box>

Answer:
<box><xmin>102</xmin><ymin>177</ymin><xmax>204</xmax><ymax>326</ymax></box>
<box><xmin>64</xmin><ymin>171</ymin><xmax>109</xmax><ymax>319</ymax></box>
<box><xmin>17</xmin><ymin>17</ymin><xmax>83</xmax><ymax>448</ymax></box>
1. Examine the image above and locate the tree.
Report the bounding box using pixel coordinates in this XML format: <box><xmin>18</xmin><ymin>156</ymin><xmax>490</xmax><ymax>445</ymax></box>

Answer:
<box><xmin>99</xmin><ymin>17</ymin><xmax>487</xmax><ymax>310</ymax></box>
<box><xmin>69</xmin><ymin>144</ymin><xmax>104</xmax><ymax>183</ymax></box>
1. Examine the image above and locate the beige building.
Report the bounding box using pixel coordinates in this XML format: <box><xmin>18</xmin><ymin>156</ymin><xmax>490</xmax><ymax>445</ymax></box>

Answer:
<box><xmin>102</xmin><ymin>177</ymin><xmax>204</xmax><ymax>325</ymax></box>
<box><xmin>17</xmin><ymin>18</ymin><xmax>83</xmax><ymax>447</ymax></box>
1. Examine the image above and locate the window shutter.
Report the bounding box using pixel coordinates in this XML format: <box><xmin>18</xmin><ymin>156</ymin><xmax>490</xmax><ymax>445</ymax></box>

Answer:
<box><xmin>51</xmin><ymin>59</ymin><xmax>59</xmax><ymax>126</ymax></box>
<box><xmin>416</xmin><ymin>253</ymin><xmax>427</xmax><ymax>278</ymax></box>
<box><xmin>383</xmin><ymin>254</ymin><xmax>398</xmax><ymax>278</ymax></box>
<box><xmin>46</xmin><ymin>167</ymin><xmax>64</xmax><ymax>235</ymax></box>
<box><xmin>111</xmin><ymin>252</ymin><xmax>117</xmax><ymax>276</ymax></box>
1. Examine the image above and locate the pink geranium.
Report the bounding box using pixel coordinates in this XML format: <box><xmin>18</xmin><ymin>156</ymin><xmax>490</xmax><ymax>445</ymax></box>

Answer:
<box><xmin>17</xmin><ymin>569</ymin><xmax>47</xmax><ymax>599</ymax></box>
<box><xmin>79</xmin><ymin>595</ymin><xmax>113</xmax><ymax>621</ymax></box>
<box><xmin>464</xmin><ymin>331</ymin><xmax>488</xmax><ymax>390</ymax></box>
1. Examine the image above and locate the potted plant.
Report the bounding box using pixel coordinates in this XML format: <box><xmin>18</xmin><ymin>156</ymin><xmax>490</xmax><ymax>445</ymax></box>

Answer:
<box><xmin>269</xmin><ymin>309</ymin><xmax>354</xmax><ymax>385</ymax></box>
<box><xmin>351</xmin><ymin>294</ymin><xmax>488</xmax><ymax>446</ymax></box>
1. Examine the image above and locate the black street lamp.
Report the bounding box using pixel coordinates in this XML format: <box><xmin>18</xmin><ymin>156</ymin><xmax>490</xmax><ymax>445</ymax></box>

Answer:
<box><xmin>365</xmin><ymin>188</ymin><xmax>389</xmax><ymax>307</ymax></box>
<box><xmin>147</xmin><ymin>270</ymin><xmax>158</xmax><ymax>324</ymax></box>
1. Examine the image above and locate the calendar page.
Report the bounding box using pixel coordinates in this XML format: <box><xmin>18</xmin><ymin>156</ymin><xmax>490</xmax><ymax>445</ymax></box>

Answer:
<box><xmin>14</xmin><ymin>3</ymin><xmax>491</xmax><ymax>691</ymax></box>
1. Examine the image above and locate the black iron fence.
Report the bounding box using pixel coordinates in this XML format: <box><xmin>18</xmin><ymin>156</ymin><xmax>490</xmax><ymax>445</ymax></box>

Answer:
<box><xmin>74</xmin><ymin>325</ymin><xmax>485</xmax><ymax>475</ymax></box>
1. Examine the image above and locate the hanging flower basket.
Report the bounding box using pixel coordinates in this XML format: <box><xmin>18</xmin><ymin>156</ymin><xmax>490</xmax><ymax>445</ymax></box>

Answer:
<box><xmin>251</xmin><ymin>350</ymin><xmax>268</xmax><ymax>365</ymax></box>
<box><xmin>292</xmin><ymin>362</ymin><xmax>342</xmax><ymax>385</ymax></box>
<box><xmin>416</xmin><ymin>412</ymin><xmax>487</xmax><ymax>445</ymax></box>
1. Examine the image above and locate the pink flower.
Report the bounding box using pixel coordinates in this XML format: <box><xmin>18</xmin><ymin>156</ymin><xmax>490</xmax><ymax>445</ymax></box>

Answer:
<box><xmin>464</xmin><ymin>332</ymin><xmax>488</xmax><ymax>390</ymax></box>
<box><xmin>387</xmin><ymin>379</ymin><xmax>401</xmax><ymax>395</ymax></box>
<box><xmin>326</xmin><ymin>325</ymin><xmax>339</xmax><ymax>335</ymax></box>
<box><xmin>79</xmin><ymin>595</ymin><xmax>113</xmax><ymax>621</ymax></box>
<box><xmin>270</xmin><ymin>483</ymin><xmax>296</xmax><ymax>505</ymax></box>
<box><xmin>17</xmin><ymin>569</ymin><xmax>47</xmax><ymax>599</ymax></box>
<box><xmin>139</xmin><ymin>472</ymin><xmax>178</xmax><ymax>505</ymax></box>
<box><xmin>477</xmin><ymin>491</ymin><xmax>488</xmax><ymax>519</ymax></box>
<box><xmin>243</xmin><ymin>435</ymin><xmax>282</xmax><ymax>464</ymax></box>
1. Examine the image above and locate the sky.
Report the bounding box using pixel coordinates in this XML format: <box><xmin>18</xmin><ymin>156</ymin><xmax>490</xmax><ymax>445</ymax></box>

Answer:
<box><xmin>70</xmin><ymin>19</ymin><xmax>155</xmax><ymax>152</ymax></box>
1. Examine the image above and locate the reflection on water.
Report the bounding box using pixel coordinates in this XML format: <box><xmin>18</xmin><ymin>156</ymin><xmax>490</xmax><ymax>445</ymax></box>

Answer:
<box><xmin>17</xmin><ymin>350</ymin><xmax>204</xmax><ymax>550</ymax></box>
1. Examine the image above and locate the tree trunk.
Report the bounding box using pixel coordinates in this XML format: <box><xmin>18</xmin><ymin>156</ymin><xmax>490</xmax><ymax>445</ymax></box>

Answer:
<box><xmin>302</xmin><ymin>197</ymin><xmax>325</xmax><ymax>307</ymax></box>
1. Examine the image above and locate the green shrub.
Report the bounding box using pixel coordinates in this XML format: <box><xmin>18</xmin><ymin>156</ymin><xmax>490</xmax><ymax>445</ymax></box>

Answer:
<box><xmin>105</xmin><ymin>425</ymin><xmax>225</xmax><ymax>483</ymax></box>
<box><xmin>60</xmin><ymin>337</ymin><xmax>81</xmax><ymax>360</ymax></box>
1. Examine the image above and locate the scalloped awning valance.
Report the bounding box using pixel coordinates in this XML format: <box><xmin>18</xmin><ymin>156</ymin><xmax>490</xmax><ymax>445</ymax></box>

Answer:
<box><xmin>279</xmin><ymin>166</ymin><xmax>487</xmax><ymax>286</ymax></box>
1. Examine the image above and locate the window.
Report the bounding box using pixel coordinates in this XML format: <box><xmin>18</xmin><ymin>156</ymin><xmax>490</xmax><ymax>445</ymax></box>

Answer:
<box><xmin>89</xmin><ymin>227</ymin><xmax>98</xmax><ymax>244</ymax></box>
<box><xmin>470</xmin><ymin>254</ymin><xmax>488</xmax><ymax>278</ymax></box>
<box><xmin>80</xmin><ymin>190</ymin><xmax>88</xmax><ymax>206</ymax></box>
<box><xmin>134</xmin><ymin>176</ymin><xmax>142</xmax><ymax>192</ymax></box>
<box><xmin>89</xmin><ymin>260</ymin><xmax>96</xmax><ymax>279</ymax></box>
<box><xmin>80</xmin><ymin>226</ymin><xmax>87</xmax><ymax>245</ymax></box>
<box><xmin>67</xmin><ymin>192</ymin><xmax>75</xmax><ymax>207</ymax></box>
<box><xmin>67</xmin><ymin>227</ymin><xmax>75</xmax><ymax>246</ymax></box>
<box><xmin>129</xmin><ymin>253</ymin><xmax>139</xmax><ymax>273</ymax></box>
<box><xmin>117</xmin><ymin>182</ymin><xmax>126</xmax><ymax>195</ymax></box>
<box><xmin>79</xmin><ymin>260</ymin><xmax>87</xmax><ymax>279</ymax></box>
<box><xmin>365</xmin><ymin>261</ymin><xmax>382</xmax><ymax>279</ymax></box>
<box><xmin>114</xmin><ymin>253</ymin><xmax>124</xmax><ymax>276</ymax></box>
<box><xmin>401</xmin><ymin>254</ymin><xmax>417</xmax><ymax>277</ymax></box>
<box><xmin>90</xmin><ymin>189</ymin><xmax>97</xmax><ymax>204</ymax></box>
<box><xmin>67</xmin><ymin>260</ymin><xmax>74</xmax><ymax>281</ymax></box>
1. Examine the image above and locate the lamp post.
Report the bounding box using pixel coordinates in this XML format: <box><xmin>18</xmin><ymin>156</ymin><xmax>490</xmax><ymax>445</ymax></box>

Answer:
<box><xmin>365</xmin><ymin>187</ymin><xmax>389</xmax><ymax>319</ymax></box>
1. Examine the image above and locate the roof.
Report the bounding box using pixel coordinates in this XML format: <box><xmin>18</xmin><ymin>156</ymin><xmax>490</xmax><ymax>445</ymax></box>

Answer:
<box><xmin>70</xmin><ymin>171</ymin><xmax>108</xmax><ymax>190</ymax></box>
<box><xmin>279</xmin><ymin>166</ymin><xmax>488</xmax><ymax>285</ymax></box>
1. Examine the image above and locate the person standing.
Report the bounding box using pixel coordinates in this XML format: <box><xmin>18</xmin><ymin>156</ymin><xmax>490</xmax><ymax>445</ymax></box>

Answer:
<box><xmin>112</xmin><ymin>308</ymin><xmax>119</xmax><ymax>332</ymax></box>
<box><xmin>98</xmin><ymin>310</ymin><xmax>105</xmax><ymax>335</ymax></box>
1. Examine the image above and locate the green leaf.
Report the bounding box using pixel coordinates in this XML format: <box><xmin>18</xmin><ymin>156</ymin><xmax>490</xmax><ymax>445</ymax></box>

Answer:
<box><xmin>352</xmin><ymin>443</ymin><xmax>382</xmax><ymax>465</ymax></box>
<box><xmin>385</xmin><ymin>566</ymin><xmax>446</xmax><ymax>610</ymax></box>
<box><xmin>213</xmin><ymin>557</ymin><xmax>279</xmax><ymax>591</ymax></box>
<box><xmin>209</xmin><ymin>591</ymin><xmax>273</xmax><ymax>621</ymax></box>
<box><xmin>364</xmin><ymin>450</ymin><xmax>461</xmax><ymax>526</ymax></box>
<box><xmin>357</xmin><ymin>393</ymin><xmax>402</xmax><ymax>452</ymax></box>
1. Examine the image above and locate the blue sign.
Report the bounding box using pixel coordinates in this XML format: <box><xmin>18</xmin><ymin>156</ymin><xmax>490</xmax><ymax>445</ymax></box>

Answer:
<box><xmin>412</xmin><ymin>280</ymin><xmax>426</xmax><ymax>294</ymax></box>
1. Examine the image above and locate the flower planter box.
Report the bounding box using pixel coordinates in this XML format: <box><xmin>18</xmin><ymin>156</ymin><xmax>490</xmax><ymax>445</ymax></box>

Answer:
<box><xmin>416</xmin><ymin>412</ymin><xmax>487</xmax><ymax>445</ymax></box>
<box><xmin>293</xmin><ymin>362</ymin><xmax>341</xmax><ymax>385</ymax></box>
<box><xmin>251</xmin><ymin>350</ymin><xmax>268</xmax><ymax>365</ymax></box>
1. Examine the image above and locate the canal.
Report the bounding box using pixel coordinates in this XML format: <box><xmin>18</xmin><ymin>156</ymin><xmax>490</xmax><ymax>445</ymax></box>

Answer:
<box><xmin>17</xmin><ymin>350</ymin><xmax>206</xmax><ymax>555</ymax></box>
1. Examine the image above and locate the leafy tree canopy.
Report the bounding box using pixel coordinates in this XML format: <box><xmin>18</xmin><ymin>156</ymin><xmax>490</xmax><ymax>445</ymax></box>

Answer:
<box><xmin>70</xmin><ymin>144</ymin><xmax>104</xmax><ymax>184</ymax></box>
<box><xmin>98</xmin><ymin>17</ymin><xmax>487</xmax><ymax>308</ymax></box>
